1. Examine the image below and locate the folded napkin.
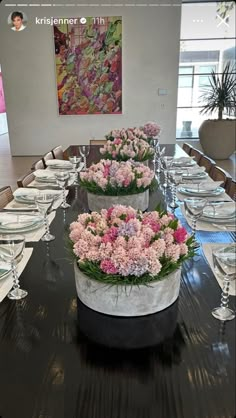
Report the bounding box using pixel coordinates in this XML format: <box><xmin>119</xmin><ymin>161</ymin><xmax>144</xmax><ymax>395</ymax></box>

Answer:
<box><xmin>46</xmin><ymin>159</ymin><xmax>73</xmax><ymax>168</ymax></box>
<box><xmin>181</xmin><ymin>204</ymin><xmax>235</xmax><ymax>232</ymax></box>
<box><xmin>0</xmin><ymin>213</ymin><xmax>42</xmax><ymax>226</ymax></box>
<box><xmin>0</xmin><ymin>248</ymin><xmax>33</xmax><ymax>302</ymax></box>
<box><xmin>180</xmin><ymin>181</ymin><xmax>223</xmax><ymax>192</ymax></box>
<box><xmin>182</xmin><ymin>166</ymin><xmax>206</xmax><ymax>174</ymax></box>
<box><xmin>33</xmin><ymin>169</ymin><xmax>56</xmax><ymax>179</ymax></box>
<box><xmin>202</xmin><ymin>244</ymin><xmax>236</xmax><ymax>296</ymax></box>
<box><xmin>173</xmin><ymin>157</ymin><xmax>195</xmax><ymax>164</ymax></box>
<box><xmin>13</xmin><ymin>188</ymin><xmax>39</xmax><ymax>197</ymax></box>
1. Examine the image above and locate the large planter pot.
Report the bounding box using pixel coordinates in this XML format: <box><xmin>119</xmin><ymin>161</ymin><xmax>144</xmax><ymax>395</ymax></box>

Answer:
<box><xmin>74</xmin><ymin>262</ymin><xmax>181</xmax><ymax>317</ymax></box>
<box><xmin>87</xmin><ymin>190</ymin><xmax>149</xmax><ymax>212</ymax></box>
<box><xmin>199</xmin><ymin>119</ymin><xmax>236</xmax><ymax>159</ymax></box>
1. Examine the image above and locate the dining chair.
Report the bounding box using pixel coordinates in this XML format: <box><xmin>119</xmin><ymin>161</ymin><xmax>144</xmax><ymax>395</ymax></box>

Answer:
<box><xmin>225</xmin><ymin>178</ymin><xmax>236</xmax><ymax>201</ymax></box>
<box><xmin>209</xmin><ymin>165</ymin><xmax>232</xmax><ymax>188</ymax></box>
<box><xmin>43</xmin><ymin>151</ymin><xmax>54</xmax><ymax>168</ymax></box>
<box><xmin>0</xmin><ymin>186</ymin><xmax>14</xmax><ymax>209</ymax></box>
<box><xmin>17</xmin><ymin>171</ymin><xmax>35</xmax><ymax>188</ymax></box>
<box><xmin>182</xmin><ymin>143</ymin><xmax>192</xmax><ymax>155</ymax></box>
<box><xmin>90</xmin><ymin>139</ymin><xmax>107</xmax><ymax>145</ymax></box>
<box><xmin>52</xmin><ymin>145</ymin><xmax>64</xmax><ymax>160</ymax></box>
<box><xmin>31</xmin><ymin>159</ymin><xmax>44</xmax><ymax>171</ymax></box>
<box><xmin>190</xmin><ymin>147</ymin><xmax>204</xmax><ymax>164</ymax></box>
<box><xmin>198</xmin><ymin>155</ymin><xmax>216</xmax><ymax>173</ymax></box>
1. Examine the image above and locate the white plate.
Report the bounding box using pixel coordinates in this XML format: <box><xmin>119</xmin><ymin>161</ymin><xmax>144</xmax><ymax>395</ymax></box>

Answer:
<box><xmin>0</xmin><ymin>264</ymin><xmax>11</xmax><ymax>281</ymax></box>
<box><xmin>178</xmin><ymin>186</ymin><xmax>225</xmax><ymax>197</ymax></box>
<box><xmin>182</xmin><ymin>172</ymin><xmax>208</xmax><ymax>180</ymax></box>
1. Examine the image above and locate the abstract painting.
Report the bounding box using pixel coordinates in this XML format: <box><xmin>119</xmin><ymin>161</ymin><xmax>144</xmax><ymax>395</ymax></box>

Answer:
<box><xmin>53</xmin><ymin>17</ymin><xmax>122</xmax><ymax>115</ymax></box>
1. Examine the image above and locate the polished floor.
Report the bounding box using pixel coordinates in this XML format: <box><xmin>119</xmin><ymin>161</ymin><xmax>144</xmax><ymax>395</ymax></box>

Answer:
<box><xmin>0</xmin><ymin>134</ymin><xmax>235</xmax><ymax>191</ymax></box>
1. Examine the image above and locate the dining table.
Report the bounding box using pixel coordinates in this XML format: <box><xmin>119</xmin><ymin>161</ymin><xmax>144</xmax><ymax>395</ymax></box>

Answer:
<box><xmin>0</xmin><ymin>144</ymin><xmax>235</xmax><ymax>418</ymax></box>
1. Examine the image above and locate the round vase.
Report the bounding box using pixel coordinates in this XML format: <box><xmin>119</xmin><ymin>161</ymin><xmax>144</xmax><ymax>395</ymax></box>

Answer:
<box><xmin>87</xmin><ymin>190</ymin><xmax>149</xmax><ymax>212</ymax></box>
<box><xmin>74</xmin><ymin>262</ymin><xmax>181</xmax><ymax>317</ymax></box>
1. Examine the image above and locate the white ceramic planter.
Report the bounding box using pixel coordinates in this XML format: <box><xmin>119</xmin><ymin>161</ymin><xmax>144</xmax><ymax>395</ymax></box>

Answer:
<box><xmin>74</xmin><ymin>262</ymin><xmax>181</xmax><ymax>317</ymax></box>
<box><xmin>87</xmin><ymin>190</ymin><xmax>149</xmax><ymax>212</ymax></box>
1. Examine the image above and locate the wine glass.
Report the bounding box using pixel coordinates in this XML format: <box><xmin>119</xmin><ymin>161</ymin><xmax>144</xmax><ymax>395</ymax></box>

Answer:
<box><xmin>212</xmin><ymin>244</ymin><xmax>236</xmax><ymax>321</ymax></box>
<box><xmin>156</xmin><ymin>146</ymin><xmax>166</xmax><ymax>175</ymax></box>
<box><xmin>35</xmin><ymin>193</ymin><xmax>56</xmax><ymax>241</ymax></box>
<box><xmin>55</xmin><ymin>171</ymin><xmax>70</xmax><ymax>209</ymax></box>
<box><xmin>184</xmin><ymin>198</ymin><xmax>207</xmax><ymax>236</ymax></box>
<box><xmin>169</xmin><ymin>170</ymin><xmax>182</xmax><ymax>210</ymax></box>
<box><xmin>0</xmin><ymin>234</ymin><xmax>27</xmax><ymax>300</ymax></box>
<box><xmin>69</xmin><ymin>156</ymin><xmax>81</xmax><ymax>185</ymax></box>
<box><xmin>79</xmin><ymin>145</ymin><xmax>90</xmax><ymax>169</ymax></box>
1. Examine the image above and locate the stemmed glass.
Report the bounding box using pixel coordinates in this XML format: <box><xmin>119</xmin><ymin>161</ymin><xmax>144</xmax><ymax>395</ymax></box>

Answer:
<box><xmin>155</xmin><ymin>146</ymin><xmax>166</xmax><ymax>175</ymax></box>
<box><xmin>69</xmin><ymin>156</ymin><xmax>81</xmax><ymax>185</ymax></box>
<box><xmin>169</xmin><ymin>170</ymin><xmax>182</xmax><ymax>209</ymax></box>
<box><xmin>184</xmin><ymin>198</ymin><xmax>208</xmax><ymax>236</ymax></box>
<box><xmin>55</xmin><ymin>171</ymin><xmax>70</xmax><ymax>209</ymax></box>
<box><xmin>79</xmin><ymin>145</ymin><xmax>90</xmax><ymax>169</ymax></box>
<box><xmin>212</xmin><ymin>244</ymin><xmax>236</xmax><ymax>321</ymax></box>
<box><xmin>0</xmin><ymin>234</ymin><xmax>27</xmax><ymax>300</ymax></box>
<box><xmin>35</xmin><ymin>193</ymin><xmax>56</xmax><ymax>242</ymax></box>
<box><xmin>162</xmin><ymin>157</ymin><xmax>173</xmax><ymax>189</ymax></box>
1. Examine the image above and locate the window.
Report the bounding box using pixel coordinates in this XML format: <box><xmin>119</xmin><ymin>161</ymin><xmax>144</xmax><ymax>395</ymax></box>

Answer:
<box><xmin>176</xmin><ymin>1</ymin><xmax>236</xmax><ymax>140</ymax></box>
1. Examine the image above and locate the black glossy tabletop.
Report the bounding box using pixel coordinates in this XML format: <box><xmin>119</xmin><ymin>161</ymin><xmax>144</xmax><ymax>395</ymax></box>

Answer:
<box><xmin>0</xmin><ymin>145</ymin><xmax>235</xmax><ymax>418</ymax></box>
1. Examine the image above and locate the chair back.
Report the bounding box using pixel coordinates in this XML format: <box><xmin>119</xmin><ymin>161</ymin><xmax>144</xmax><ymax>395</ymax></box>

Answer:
<box><xmin>0</xmin><ymin>186</ymin><xmax>13</xmax><ymax>209</ymax></box>
<box><xmin>198</xmin><ymin>155</ymin><xmax>216</xmax><ymax>173</ymax></box>
<box><xmin>32</xmin><ymin>159</ymin><xmax>44</xmax><ymax>171</ymax></box>
<box><xmin>17</xmin><ymin>171</ymin><xmax>35</xmax><ymax>188</ymax></box>
<box><xmin>52</xmin><ymin>145</ymin><xmax>63</xmax><ymax>160</ymax></box>
<box><xmin>182</xmin><ymin>143</ymin><xmax>192</xmax><ymax>155</ymax></box>
<box><xmin>190</xmin><ymin>148</ymin><xmax>203</xmax><ymax>163</ymax></box>
<box><xmin>90</xmin><ymin>139</ymin><xmax>106</xmax><ymax>145</ymax></box>
<box><xmin>43</xmin><ymin>151</ymin><xmax>54</xmax><ymax>168</ymax></box>
<box><xmin>209</xmin><ymin>165</ymin><xmax>231</xmax><ymax>188</ymax></box>
<box><xmin>225</xmin><ymin>178</ymin><xmax>236</xmax><ymax>201</ymax></box>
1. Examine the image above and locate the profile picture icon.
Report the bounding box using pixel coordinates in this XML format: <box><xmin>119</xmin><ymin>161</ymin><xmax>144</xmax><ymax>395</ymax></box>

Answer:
<box><xmin>8</xmin><ymin>11</ymin><xmax>27</xmax><ymax>31</ymax></box>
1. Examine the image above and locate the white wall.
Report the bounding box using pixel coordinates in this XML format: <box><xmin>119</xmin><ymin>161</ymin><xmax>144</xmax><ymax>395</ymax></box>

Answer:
<box><xmin>0</xmin><ymin>1</ymin><xmax>181</xmax><ymax>156</ymax></box>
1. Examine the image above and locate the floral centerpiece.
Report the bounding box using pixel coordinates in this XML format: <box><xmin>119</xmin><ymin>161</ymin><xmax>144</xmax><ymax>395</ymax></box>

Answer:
<box><xmin>70</xmin><ymin>205</ymin><xmax>195</xmax><ymax>316</ymax></box>
<box><xmin>79</xmin><ymin>159</ymin><xmax>155</xmax><ymax>211</ymax></box>
<box><xmin>141</xmin><ymin>121</ymin><xmax>161</xmax><ymax>138</ymax></box>
<box><xmin>106</xmin><ymin>127</ymin><xmax>148</xmax><ymax>142</ymax></box>
<box><xmin>100</xmin><ymin>137</ymin><xmax>154</xmax><ymax>162</ymax></box>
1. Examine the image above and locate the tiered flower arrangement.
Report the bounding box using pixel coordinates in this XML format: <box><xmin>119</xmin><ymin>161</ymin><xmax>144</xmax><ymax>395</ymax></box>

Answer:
<box><xmin>79</xmin><ymin>159</ymin><xmax>155</xmax><ymax>195</ymax></box>
<box><xmin>69</xmin><ymin>205</ymin><xmax>195</xmax><ymax>285</ymax></box>
<box><xmin>100</xmin><ymin>137</ymin><xmax>154</xmax><ymax>162</ymax></box>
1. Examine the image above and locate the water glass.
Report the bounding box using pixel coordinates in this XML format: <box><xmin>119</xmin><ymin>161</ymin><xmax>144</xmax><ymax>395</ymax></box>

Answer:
<box><xmin>55</xmin><ymin>171</ymin><xmax>70</xmax><ymax>209</ymax></box>
<box><xmin>169</xmin><ymin>170</ymin><xmax>182</xmax><ymax>209</ymax></box>
<box><xmin>0</xmin><ymin>234</ymin><xmax>27</xmax><ymax>300</ymax></box>
<box><xmin>35</xmin><ymin>193</ymin><xmax>56</xmax><ymax>241</ymax></box>
<box><xmin>79</xmin><ymin>145</ymin><xmax>90</xmax><ymax>169</ymax></box>
<box><xmin>184</xmin><ymin>198</ymin><xmax>207</xmax><ymax>236</ymax></box>
<box><xmin>162</xmin><ymin>157</ymin><xmax>173</xmax><ymax>189</ymax></box>
<box><xmin>212</xmin><ymin>244</ymin><xmax>236</xmax><ymax>321</ymax></box>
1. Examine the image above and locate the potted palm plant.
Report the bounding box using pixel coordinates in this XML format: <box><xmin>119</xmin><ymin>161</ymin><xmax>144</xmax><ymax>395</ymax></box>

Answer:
<box><xmin>198</xmin><ymin>62</ymin><xmax>236</xmax><ymax>159</ymax></box>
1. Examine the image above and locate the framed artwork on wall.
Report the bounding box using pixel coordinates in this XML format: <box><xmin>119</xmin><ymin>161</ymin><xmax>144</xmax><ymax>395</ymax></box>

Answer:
<box><xmin>53</xmin><ymin>16</ymin><xmax>122</xmax><ymax>115</ymax></box>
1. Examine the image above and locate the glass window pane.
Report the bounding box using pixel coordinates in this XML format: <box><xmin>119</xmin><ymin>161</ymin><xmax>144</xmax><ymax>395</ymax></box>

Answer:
<box><xmin>199</xmin><ymin>65</ymin><xmax>216</xmax><ymax>73</ymax></box>
<box><xmin>179</xmin><ymin>66</ymin><xmax>194</xmax><ymax>75</ymax></box>
<box><xmin>178</xmin><ymin>76</ymin><xmax>193</xmax><ymax>88</ymax></box>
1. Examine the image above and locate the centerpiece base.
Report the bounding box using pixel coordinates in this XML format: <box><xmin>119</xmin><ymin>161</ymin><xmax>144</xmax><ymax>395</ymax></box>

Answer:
<box><xmin>74</xmin><ymin>263</ymin><xmax>181</xmax><ymax>317</ymax></box>
<box><xmin>87</xmin><ymin>190</ymin><xmax>149</xmax><ymax>212</ymax></box>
